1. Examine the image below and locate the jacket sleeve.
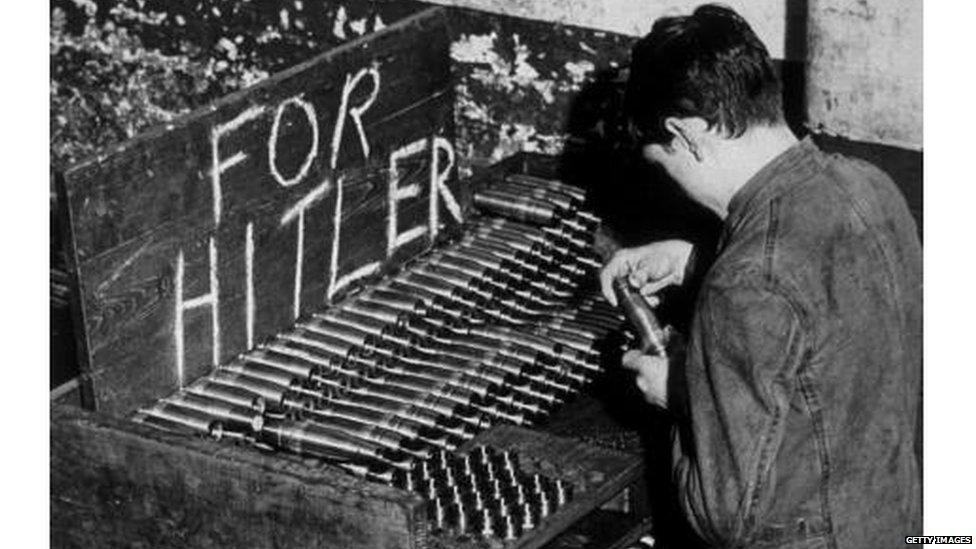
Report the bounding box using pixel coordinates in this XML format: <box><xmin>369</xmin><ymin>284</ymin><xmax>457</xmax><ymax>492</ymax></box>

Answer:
<box><xmin>671</xmin><ymin>274</ymin><xmax>807</xmax><ymax>546</ymax></box>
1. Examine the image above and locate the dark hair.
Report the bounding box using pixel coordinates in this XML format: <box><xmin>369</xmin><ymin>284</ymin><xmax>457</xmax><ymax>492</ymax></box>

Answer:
<box><xmin>625</xmin><ymin>4</ymin><xmax>783</xmax><ymax>145</ymax></box>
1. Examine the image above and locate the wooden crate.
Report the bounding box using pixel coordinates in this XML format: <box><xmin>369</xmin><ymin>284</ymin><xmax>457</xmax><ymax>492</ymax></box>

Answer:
<box><xmin>51</xmin><ymin>6</ymin><xmax>652</xmax><ymax>548</ymax></box>
<box><xmin>52</xmin><ymin>404</ymin><xmax>428</xmax><ymax>548</ymax></box>
<box><xmin>52</xmin><ymin>407</ymin><xmax>648</xmax><ymax>549</ymax></box>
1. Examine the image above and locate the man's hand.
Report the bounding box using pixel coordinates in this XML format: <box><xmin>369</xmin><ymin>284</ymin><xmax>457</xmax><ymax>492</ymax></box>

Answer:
<box><xmin>622</xmin><ymin>350</ymin><xmax>669</xmax><ymax>408</ymax></box>
<box><xmin>600</xmin><ymin>240</ymin><xmax>695</xmax><ymax>306</ymax></box>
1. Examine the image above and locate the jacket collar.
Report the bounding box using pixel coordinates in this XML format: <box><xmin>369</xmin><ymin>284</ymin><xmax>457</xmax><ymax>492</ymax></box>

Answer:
<box><xmin>722</xmin><ymin>136</ymin><xmax>820</xmax><ymax>243</ymax></box>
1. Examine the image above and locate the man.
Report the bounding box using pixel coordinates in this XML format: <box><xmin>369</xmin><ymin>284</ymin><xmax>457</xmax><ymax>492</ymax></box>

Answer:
<box><xmin>600</xmin><ymin>5</ymin><xmax>921</xmax><ymax>548</ymax></box>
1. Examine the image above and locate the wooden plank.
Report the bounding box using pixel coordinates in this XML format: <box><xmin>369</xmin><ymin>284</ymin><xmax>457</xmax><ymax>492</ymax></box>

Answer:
<box><xmin>51</xmin><ymin>404</ymin><xmax>428</xmax><ymax>549</ymax></box>
<box><xmin>60</xmin><ymin>6</ymin><xmax>469</xmax><ymax>415</ymax></box>
<box><xmin>55</xmin><ymin>172</ymin><xmax>97</xmax><ymax>409</ymax></box>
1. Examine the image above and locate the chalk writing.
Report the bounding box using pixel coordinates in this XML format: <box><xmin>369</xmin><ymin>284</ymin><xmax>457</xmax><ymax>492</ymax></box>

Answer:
<box><xmin>430</xmin><ymin>136</ymin><xmax>459</xmax><ymax>239</ymax></box>
<box><xmin>245</xmin><ymin>222</ymin><xmax>255</xmax><ymax>349</ymax></box>
<box><xmin>174</xmin><ymin>237</ymin><xmax>219</xmax><ymax>388</ymax></box>
<box><xmin>280</xmin><ymin>178</ymin><xmax>333</xmax><ymax>319</ymax></box>
<box><xmin>177</xmin><ymin>62</ymin><xmax>455</xmax><ymax>386</ymax></box>
<box><xmin>268</xmin><ymin>94</ymin><xmax>319</xmax><ymax>187</ymax></box>
<box><xmin>388</xmin><ymin>137</ymin><xmax>429</xmax><ymax>256</ymax></box>
<box><xmin>331</xmin><ymin>65</ymin><xmax>380</xmax><ymax>168</ymax></box>
<box><xmin>326</xmin><ymin>65</ymin><xmax>382</xmax><ymax>300</ymax></box>
<box><xmin>211</xmin><ymin>105</ymin><xmax>266</xmax><ymax>225</ymax></box>
<box><xmin>328</xmin><ymin>173</ymin><xmax>382</xmax><ymax>300</ymax></box>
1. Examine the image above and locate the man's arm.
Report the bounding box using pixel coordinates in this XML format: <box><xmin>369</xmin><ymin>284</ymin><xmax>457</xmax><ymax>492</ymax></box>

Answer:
<box><xmin>671</xmin><ymin>274</ymin><xmax>807</xmax><ymax>546</ymax></box>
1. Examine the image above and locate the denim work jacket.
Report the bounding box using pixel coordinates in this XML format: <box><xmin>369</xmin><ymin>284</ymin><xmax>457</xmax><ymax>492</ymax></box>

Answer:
<box><xmin>672</xmin><ymin>138</ymin><xmax>922</xmax><ymax>549</ymax></box>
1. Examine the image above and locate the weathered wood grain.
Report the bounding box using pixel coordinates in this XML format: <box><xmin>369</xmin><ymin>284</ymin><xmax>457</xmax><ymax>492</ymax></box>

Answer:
<box><xmin>51</xmin><ymin>404</ymin><xmax>427</xmax><ymax>549</ymax></box>
<box><xmin>60</xmin><ymin>7</ymin><xmax>467</xmax><ymax>415</ymax></box>
<box><xmin>52</xmin><ymin>406</ymin><xmax>646</xmax><ymax>549</ymax></box>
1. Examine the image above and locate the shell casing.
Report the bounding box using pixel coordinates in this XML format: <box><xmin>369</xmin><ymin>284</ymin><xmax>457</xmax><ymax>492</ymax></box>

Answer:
<box><xmin>245</xmin><ymin>348</ymin><xmax>318</xmax><ymax>379</ymax></box>
<box><xmin>341</xmin><ymin>300</ymin><xmax>402</xmax><ymax>325</ymax></box>
<box><xmin>468</xmin><ymin>233</ymin><xmax>557</xmax><ymax>265</ymax></box>
<box><xmin>309</xmin><ymin>316</ymin><xmax>415</xmax><ymax>352</ymax></box>
<box><xmin>414</xmin><ymin>264</ymin><xmax>495</xmax><ymax>303</ymax></box>
<box><xmin>261</xmin><ymin>417</ymin><xmax>398</xmax><ymax>467</ymax></box>
<box><xmin>503</xmin><ymin>173</ymin><xmax>586</xmax><ymax>201</ymax></box>
<box><xmin>556</xmin><ymin>216</ymin><xmax>592</xmax><ymax>236</ymax></box>
<box><xmin>544</xmin><ymin>315</ymin><xmax>619</xmax><ymax>336</ymax></box>
<box><xmin>530</xmin><ymin>328</ymin><xmax>601</xmax><ymax>358</ymax></box>
<box><xmin>308</xmin><ymin>400</ymin><xmax>425</xmax><ymax>441</ymax></box>
<box><xmin>361</xmin><ymin>288</ymin><xmax>425</xmax><ymax>313</ymax></box>
<box><xmin>493</xmin><ymin>180</ymin><xmax>578</xmax><ymax>212</ymax></box>
<box><xmin>479</xmin><ymin>187</ymin><xmax>566</xmax><ymax>218</ymax></box>
<box><xmin>473</xmin><ymin>189</ymin><xmax>558</xmax><ymax>225</ymax></box>
<box><xmin>207</xmin><ymin>369</ymin><xmax>291</xmax><ymax>407</ymax></box>
<box><xmin>543</xmin><ymin>318</ymin><xmax>606</xmax><ymax>340</ymax></box>
<box><xmin>460</xmin><ymin>239</ymin><xmax>576</xmax><ymax>288</ymax></box>
<box><xmin>612</xmin><ymin>277</ymin><xmax>668</xmax><ymax>356</ymax></box>
<box><xmin>184</xmin><ymin>378</ymin><xmax>266</xmax><ymax>413</ymax></box>
<box><xmin>426</xmin><ymin>253</ymin><xmax>512</xmax><ymax>292</ymax></box>
<box><xmin>164</xmin><ymin>392</ymin><xmax>264</xmax><ymax>432</ymax></box>
<box><xmin>220</xmin><ymin>360</ymin><xmax>310</xmax><ymax>397</ymax></box>
<box><xmin>300</xmin><ymin>411</ymin><xmax>429</xmax><ymax>459</ymax></box>
<box><xmin>300</xmin><ymin>319</ymin><xmax>375</xmax><ymax>349</ymax></box>
<box><xmin>381</xmin><ymin>280</ymin><xmax>462</xmax><ymax>315</ymax></box>
<box><xmin>322</xmin><ymin>387</ymin><xmax>469</xmax><ymax>438</ymax></box>
<box><xmin>466</xmin><ymin>325</ymin><xmax>593</xmax><ymax>371</ymax></box>
<box><xmin>541</xmin><ymin>224</ymin><xmax>589</xmax><ymax>246</ymax></box>
<box><xmin>314</xmin><ymin>310</ymin><xmax>392</xmax><ymax>338</ymax></box>
<box><xmin>133</xmin><ymin>408</ymin><xmax>222</xmax><ymax>439</ymax></box>
<box><xmin>369</xmin><ymin>286</ymin><xmax>469</xmax><ymax>323</ymax></box>
<box><xmin>276</xmin><ymin>330</ymin><xmax>357</xmax><ymax>361</ymax></box>
<box><xmin>468</xmin><ymin>222</ymin><xmax>562</xmax><ymax>254</ymax></box>
<box><xmin>259</xmin><ymin>341</ymin><xmax>352</xmax><ymax>381</ymax></box>
<box><xmin>400</xmin><ymin>271</ymin><xmax>486</xmax><ymax>309</ymax></box>
<box><xmin>442</xmin><ymin>245</ymin><xmax>533</xmax><ymax>282</ymax></box>
<box><xmin>138</xmin><ymin>401</ymin><xmax>223</xmax><ymax>438</ymax></box>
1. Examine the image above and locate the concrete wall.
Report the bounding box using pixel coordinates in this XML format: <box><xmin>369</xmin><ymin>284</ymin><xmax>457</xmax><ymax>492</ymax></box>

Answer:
<box><xmin>431</xmin><ymin>0</ymin><xmax>923</xmax><ymax>150</ymax></box>
<box><xmin>445</xmin><ymin>7</ymin><xmax>634</xmax><ymax>176</ymax></box>
<box><xmin>426</xmin><ymin>0</ymin><xmax>788</xmax><ymax>58</ymax></box>
<box><xmin>806</xmin><ymin>0</ymin><xmax>923</xmax><ymax>149</ymax></box>
<box><xmin>435</xmin><ymin>0</ymin><xmax>922</xmax><ymax>236</ymax></box>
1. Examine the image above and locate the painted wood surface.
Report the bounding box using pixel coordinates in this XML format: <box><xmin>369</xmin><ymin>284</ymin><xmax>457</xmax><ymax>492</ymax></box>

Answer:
<box><xmin>61</xmin><ymin>6</ymin><xmax>466</xmax><ymax>416</ymax></box>
<box><xmin>51</xmin><ymin>404</ymin><xmax>426</xmax><ymax>549</ymax></box>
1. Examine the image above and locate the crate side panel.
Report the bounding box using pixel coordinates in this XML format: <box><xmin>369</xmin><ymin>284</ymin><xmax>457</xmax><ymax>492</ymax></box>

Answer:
<box><xmin>51</xmin><ymin>405</ymin><xmax>425</xmax><ymax>549</ymax></box>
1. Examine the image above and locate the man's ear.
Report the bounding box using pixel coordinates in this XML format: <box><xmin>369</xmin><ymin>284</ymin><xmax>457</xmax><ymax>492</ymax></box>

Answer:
<box><xmin>663</xmin><ymin>117</ymin><xmax>708</xmax><ymax>162</ymax></box>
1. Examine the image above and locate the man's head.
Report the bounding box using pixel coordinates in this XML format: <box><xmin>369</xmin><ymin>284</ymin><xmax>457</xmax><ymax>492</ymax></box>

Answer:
<box><xmin>625</xmin><ymin>4</ymin><xmax>791</xmax><ymax>215</ymax></box>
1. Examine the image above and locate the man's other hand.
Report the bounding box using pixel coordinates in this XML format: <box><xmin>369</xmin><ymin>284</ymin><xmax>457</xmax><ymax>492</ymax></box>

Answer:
<box><xmin>622</xmin><ymin>350</ymin><xmax>669</xmax><ymax>408</ymax></box>
<box><xmin>599</xmin><ymin>240</ymin><xmax>695</xmax><ymax>306</ymax></box>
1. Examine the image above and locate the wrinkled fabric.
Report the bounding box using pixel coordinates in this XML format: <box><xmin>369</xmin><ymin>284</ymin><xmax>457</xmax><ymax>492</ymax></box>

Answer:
<box><xmin>672</xmin><ymin>138</ymin><xmax>922</xmax><ymax>549</ymax></box>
